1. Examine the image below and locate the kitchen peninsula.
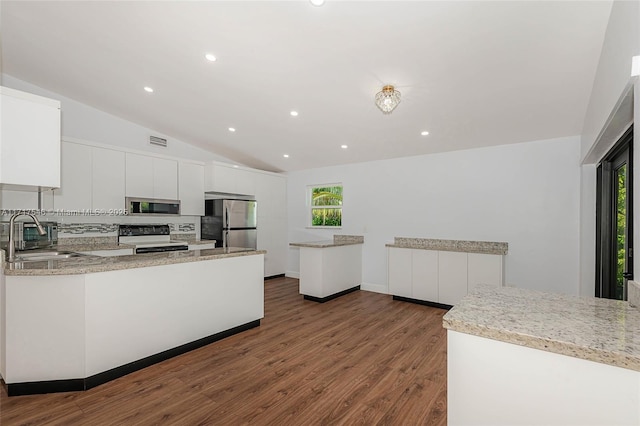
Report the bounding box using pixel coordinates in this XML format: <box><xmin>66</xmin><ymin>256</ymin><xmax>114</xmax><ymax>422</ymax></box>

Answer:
<box><xmin>443</xmin><ymin>285</ymin><xmax>640</xmax><ymax>425</ymax></box>
<box><xmin>0</xmin><ymin>247</ymin><xmax>265</xmax><ymax>396</ymax></box>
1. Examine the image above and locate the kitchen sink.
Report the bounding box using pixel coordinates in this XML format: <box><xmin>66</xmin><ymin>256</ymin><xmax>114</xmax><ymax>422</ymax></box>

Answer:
<box><xmin>11</xmin><ymin>250</ymin><xmax>87</xmax><ymax>262</ymax></box>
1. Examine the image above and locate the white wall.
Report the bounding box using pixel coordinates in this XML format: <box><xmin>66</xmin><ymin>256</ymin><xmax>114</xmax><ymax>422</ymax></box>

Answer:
<box><xmin>581</xmin><ymin>0</ymin><xmax>639</xmax><ymax>159</ymax></box>
<box><xmin>287</xmin><ymin>136</ymin><xmax>582</xmax><ymax>296</ymax></box>
<box><xmin>1</xmin><ymin>74</ymin><xmax>230</xmax><ymax>163</ymax></box>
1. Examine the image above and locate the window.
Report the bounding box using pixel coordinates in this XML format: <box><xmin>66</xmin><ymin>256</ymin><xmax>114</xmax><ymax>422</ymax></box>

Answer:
<box><xmin>309</xmin><ymin>184</ymin><xmax>342</xmax><ymax>227</ymax></box>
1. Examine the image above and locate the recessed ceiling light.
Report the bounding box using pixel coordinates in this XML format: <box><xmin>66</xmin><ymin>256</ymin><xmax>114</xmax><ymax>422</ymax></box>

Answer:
<box><xmin>283</xmin><ymin>154</ymin><xmax>290</xmax><ymax>158</ymax></box>
<box><xmin>205</xmin><ymin>53</ymin><xmax>217</xmax><ymax>62</ymax></box>
<box><xmin>421</xmin><ymin>131</ymin><xmax>430</xmax><ymax>136</ymax></box>
<box><xmin>341</xmin><ymin>145</ymin><xmax>348</xmax><ymax>149</ymax></box>
<box><xmin>144</xmin><ymin>86</ymin><xmax>154</xmax><ymax>93</ymax></box>
<box><xmin>233</xmin><ymin>165</ymin><xmax>239</xmax><ymax>168</ymax></box>
<box><xmin>310</xmin><ymin>0</ymin><xmax>325</xmax><ymax>6</ymax></box>
<box><xmin>228</xmin><ymin>127</ymin><xmax>236</xmax><ymax>132</ymax></box>
<box><xmin>290</xmin><ymin>111</ymin><xmax>299</xmax><ymax>117</ymax></box>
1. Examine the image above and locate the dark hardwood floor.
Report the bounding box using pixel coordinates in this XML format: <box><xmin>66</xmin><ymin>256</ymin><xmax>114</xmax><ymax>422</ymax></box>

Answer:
<box><xmin>0</xmin><ymin>277</ymin><xmax>447</xmax><ymax>425</ymax></box>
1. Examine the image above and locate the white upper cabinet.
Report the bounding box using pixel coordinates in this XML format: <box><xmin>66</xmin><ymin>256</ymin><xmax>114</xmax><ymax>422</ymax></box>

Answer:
<box><xmin>125</xmin><ymin>153</ymin><xmax>177</xmax><ymax>200</ymax></box>
<box><xmin>152</xmin><ymin>157</ymin><xmax>178</xmax><ymax>200</ymax></box>
<box><xmin>54</xmin><ymin>142</ymin><xmax>125</xmax><ymax>211</ymax></box>
<box><xmin>92</xmin><ymin>147</ymin><xmax>125</xmax><ymax>211</ymax></box>
<box><xmin>205</xmin><ymin>163</ymin><xmax>256</xmax><ymax>196</ymax></box>
<box><xmin>178</xmin><ymin>162</ymin><xmax>204</xmax><ymax>216</ymax></box>
<box><xmin>54</xmin><ymin>142</ymin><xmax>92</xmax><ymax>210</ymax></box>
<box><xmin>125</xmin><ymin>153</ymin><xmax>154</xmax><ymax>198</ymax></box>
<box><xmin>0</xmin><ymin>86</ymin><xmax>61</xmax><ymax>190</ymax></box>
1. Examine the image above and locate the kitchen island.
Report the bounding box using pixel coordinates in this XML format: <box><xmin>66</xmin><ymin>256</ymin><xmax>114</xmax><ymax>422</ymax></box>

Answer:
<box><xmin>0</xmin><ymin>247</ymin><xmax>266</xmax><ymax>396</ymax></box>
<box><xmin>290</xmin><ymin>235</ymin><xmax>363</xmax><ymax>302</ymax></box>
<box><xmin>443</xmin><ymin>285</ymin><xmax>640</xmax><ymax>425</ymax></box>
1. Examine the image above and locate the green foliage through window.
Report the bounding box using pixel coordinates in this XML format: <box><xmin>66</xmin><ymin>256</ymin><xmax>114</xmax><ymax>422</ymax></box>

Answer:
<box><xmin>311</xmin><ymin>185</ymin><xmax>342</xmax><ymax>227</ymax></box>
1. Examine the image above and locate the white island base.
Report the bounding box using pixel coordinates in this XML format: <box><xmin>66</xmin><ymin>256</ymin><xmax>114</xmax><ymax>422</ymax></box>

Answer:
<box><xmin>1</xmin><ymin>253</ymin><xmax>264</xmax><ymax>396</ymax></box>
<box><xmin>291</xmin><ymin>236</ymin><xmax>363</xmax><ymax>303</ymax></box>
<box><xmin>448</xmin><ymin>331</ymin><xmax>640</xmax><ymax>425</ymax></box>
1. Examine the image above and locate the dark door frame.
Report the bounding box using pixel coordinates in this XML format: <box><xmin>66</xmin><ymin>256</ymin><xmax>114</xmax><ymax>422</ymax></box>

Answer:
<box><xmin>595</xmin><ymin>126</ymin><xmax>634</xmax><ymax>299</ymax></box>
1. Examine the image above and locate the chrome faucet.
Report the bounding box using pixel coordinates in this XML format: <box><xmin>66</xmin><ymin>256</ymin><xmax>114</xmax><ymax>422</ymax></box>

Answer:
<box><xmin>7</xmin><ymin>213</ymin><xmax>46</xmax><ymax>262</ymax></box>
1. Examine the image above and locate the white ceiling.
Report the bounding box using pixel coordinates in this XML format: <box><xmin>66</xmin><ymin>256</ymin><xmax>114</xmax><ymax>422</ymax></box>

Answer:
<box><xmin>1</xmin><ymin>1</ymin><xmax>612</xmax><ymax>172</ymax></box>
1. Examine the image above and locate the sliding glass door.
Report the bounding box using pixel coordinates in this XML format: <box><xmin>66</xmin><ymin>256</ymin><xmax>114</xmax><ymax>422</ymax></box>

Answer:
<box><xmin>596</xmin><ymin>127</ymin><xmax>633</xmax><ymax>300</ymax></box>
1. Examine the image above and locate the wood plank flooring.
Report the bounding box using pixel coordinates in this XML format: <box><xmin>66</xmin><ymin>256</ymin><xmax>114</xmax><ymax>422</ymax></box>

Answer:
<box><xmin>0</xmin><ymin>277</ymin><xmax>447</xmax><ymax>425</ymax></box>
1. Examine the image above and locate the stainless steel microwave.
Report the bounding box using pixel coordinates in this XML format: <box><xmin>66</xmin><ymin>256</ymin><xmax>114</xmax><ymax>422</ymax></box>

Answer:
<box><xmin>126</xmin><ymin>197</ymin><xmax>181</xmax><ymax>215</ymax></box>
<box><xmin>0</xmin><ymin>221</ymin><xmax>58</xmax><ymax>250</ymax></box>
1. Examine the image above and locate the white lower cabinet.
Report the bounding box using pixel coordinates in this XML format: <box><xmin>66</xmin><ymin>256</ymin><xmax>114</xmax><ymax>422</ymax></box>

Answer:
<box><xmin>412</xmin><ymin>249</ymin><xmax>439</xmax><ymax>302</ymax></box>
<box><xmin>388</xmin><ymin>247</ymin><xmax>503</xmax><ymax>306</ymax></box>
<box><xmin>468</xmin><ymin>252</ymin><xmax>503</xmax><ymax>292</ymax></box>
<box><xmin>388</xmin><ymin>247</ymin><xmax>412</xmax><ymax>298</ymax></box>
<box><xmin>438</xmin><ymin>251</ymin><xmax>468</xmax><ymax>306</ymax></box>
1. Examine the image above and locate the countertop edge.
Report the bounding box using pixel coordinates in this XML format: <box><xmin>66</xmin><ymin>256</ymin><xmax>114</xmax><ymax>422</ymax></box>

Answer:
<box><xmin>385</xmin><ymin>243</ymin><xmax>507</xmax><ymax>255</ymax></box>
<box><xmin>442</xmin><ymin>317</ymin><xmax>640</xmax><ymax>372</ymax></box>
<box><xmin>290</xmin><ymin>241</ymin><xmax>364</xmax><ymax>248</ymax></box>
<box><xmin>4</xmin><ymin>249</ymin><xmax>267</xmax><ymax>276</ymax></box>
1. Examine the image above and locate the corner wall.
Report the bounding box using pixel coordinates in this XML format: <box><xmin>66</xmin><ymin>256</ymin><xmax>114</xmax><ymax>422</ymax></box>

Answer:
<box><xmin>287</xmin><ymin>136</ymin><xmax>582</xmax><ymax>296</ymax></box>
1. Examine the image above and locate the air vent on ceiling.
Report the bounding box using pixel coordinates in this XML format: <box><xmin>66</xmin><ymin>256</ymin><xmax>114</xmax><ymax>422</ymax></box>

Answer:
<box><xmin>149</xmin><ymin>135</ymin><xmax>167</xmax><ymax>147</ymax></box>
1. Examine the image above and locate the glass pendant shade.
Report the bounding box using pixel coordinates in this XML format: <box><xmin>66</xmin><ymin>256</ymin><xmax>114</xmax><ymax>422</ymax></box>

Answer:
<box><xmin>375</xmin><ymin>85</ymin><xmax>401</xmax><ymax>114</ymax></box>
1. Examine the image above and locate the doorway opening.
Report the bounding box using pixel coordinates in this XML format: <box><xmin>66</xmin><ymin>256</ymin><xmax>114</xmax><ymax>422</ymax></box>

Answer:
<box><xmin>596</xmin><ymin>126</ymin><xmax>633</xmax><ymax>300</ymax></box>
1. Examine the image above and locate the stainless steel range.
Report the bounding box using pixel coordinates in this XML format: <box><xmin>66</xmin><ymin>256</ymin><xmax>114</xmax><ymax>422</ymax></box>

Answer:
<box><xmin>118</xmin><ymin>224</ymin><xmax>189</xmax><ymax>254</ymax></box>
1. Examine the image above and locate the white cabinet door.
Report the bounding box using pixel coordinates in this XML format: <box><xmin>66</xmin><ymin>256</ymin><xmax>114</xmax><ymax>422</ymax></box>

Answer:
<box><xmin>388</xmin><ymin>247</ymin><xmax>412</xmax><ymax>298</ymax></box>
<box><xmin>438</xmin><ymin>251</ymin><xmax>468</xmax><ymax>306</ymax></box>
<box><xmin>125</xmin><ymin>154</ymin><xmax>177</xmax><ymax>200</ymax></box>
<box><xmin>178</xmin><ymin>162</ymin><xmax>204</xmax><ymax>216</ymax></box>
<box><xmin>412</xmin><ymin>250</ymin><xmax>439</xmax><ymax>302</ymax></box>
<box><xmin>468</xmin><ymin>253</ymin><xmax>503</xmax><ymax>292</ymax></box>
<box><xmin>92</xmin><ymin>147</ymin><xmax>125</xmax><ymax>211</ymax></box>
<box><xmin>235</xmin><ymin>169</ymin><xmax>256</xmax><ymax>196</ymax></box>
<box><xmin>125</xmin><ymin>153</ymin><xmax>153</xmax><ymax>198</ymax></box>
<box><xmin>0</xmin><ymin>86</ymin><xmax>61</xmax><ymax>189</ymax></box>
<box><xmin>212</xmin><ymin>165</ymin><xmax>236</xmax><ymax>193</ymax></box>
<box><xmin>54</xmin><ymin>142</ymin><xmax>92</xmax><ymax>210</ymax></box>
<box><xmin>153</xmin><ymin>158</ymin><xmax>178</xmax><ymax>200</ymax></box>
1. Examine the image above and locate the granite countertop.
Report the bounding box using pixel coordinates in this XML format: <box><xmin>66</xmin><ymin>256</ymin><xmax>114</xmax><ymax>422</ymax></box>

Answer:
<box><xmin>3</xmin><ymin>247</ymin><xmax>265</xmax><ymax>276</ymax></box>
<box><xmin>176</xmin><ymin>239</ymin><xmax>217</xmax><ymax>245</ymax></box>
<box><xmin>55</xmin><ymin>243</ymin><xmax>135</xmax><ymax>252</ymax></box>
<box><xmin>386</xmin><ymin>237</ymin><xmax>508</xmax><ymax>255</ymax></box>
<box><xmin>443</xmin><ymin>285</ymin><xmax>640</xmax><ymax>372</ymax></box>
<box><xmin>290</xmin><ymin>234</ymin><xmax>364</xmax><ymax>248</ymax></box>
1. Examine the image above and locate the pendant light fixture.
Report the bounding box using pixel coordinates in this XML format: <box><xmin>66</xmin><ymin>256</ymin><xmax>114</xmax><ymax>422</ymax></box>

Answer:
<box><xmin>375</xmin><ymin>85</ymin><xmax>401</xmax><ymax>114</ymax></box>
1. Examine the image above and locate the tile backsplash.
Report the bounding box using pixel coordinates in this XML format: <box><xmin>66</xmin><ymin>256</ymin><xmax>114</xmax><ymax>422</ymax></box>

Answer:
<box><xmin>57</xmin><ymin>222</ymin><xmax>196</xmax><ymax>236</ymax></box>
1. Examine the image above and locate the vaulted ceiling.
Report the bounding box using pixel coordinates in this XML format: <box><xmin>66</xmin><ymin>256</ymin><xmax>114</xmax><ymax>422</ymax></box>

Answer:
<box><xmin>1</xmin><ymin>1</ymin><xmax>612</xmax><ymax>172</ymax></box>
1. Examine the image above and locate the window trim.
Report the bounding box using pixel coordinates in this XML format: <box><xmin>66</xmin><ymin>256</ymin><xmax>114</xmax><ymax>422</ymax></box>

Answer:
<box><xmin>307</xmin><ymin>183</ymin><xmax>343</xmax><ymax>228</ymax></box>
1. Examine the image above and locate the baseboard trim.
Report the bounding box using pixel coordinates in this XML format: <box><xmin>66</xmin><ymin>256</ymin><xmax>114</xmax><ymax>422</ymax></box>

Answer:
<box><xmin>264</xmin><ymin>273</ymin><xmax>285</xmax><ymax>280</ymax></box>
<box><xmin>5</xmin><ymin>319</ymin><xmax>261</xmax><ymax>397</ymax></box>
<box><xmin>392</xmin><ymin>295</ymin><xmax>452</xmax><ymax>310</ymax></box>
<box><xmin>303</xmin><ymin>285</ymin><xmax>360</xmax><ymax>303</ymax></box>
<box><xmin>361</xmin><ymin>282</ymin><xmax>388</xmax><ymax>294</ymax></box>
<box><xmin>285</xmin><ymin>271</ymin><xmax>300</xmax><ymax>279</ymax></box>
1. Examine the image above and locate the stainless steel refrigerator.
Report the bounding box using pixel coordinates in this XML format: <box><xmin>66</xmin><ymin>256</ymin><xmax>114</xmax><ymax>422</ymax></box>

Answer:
<box><xmin>201</xmin><ymin>199</ymin><xmax>257</xmax><ymax>249</ymax></box>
